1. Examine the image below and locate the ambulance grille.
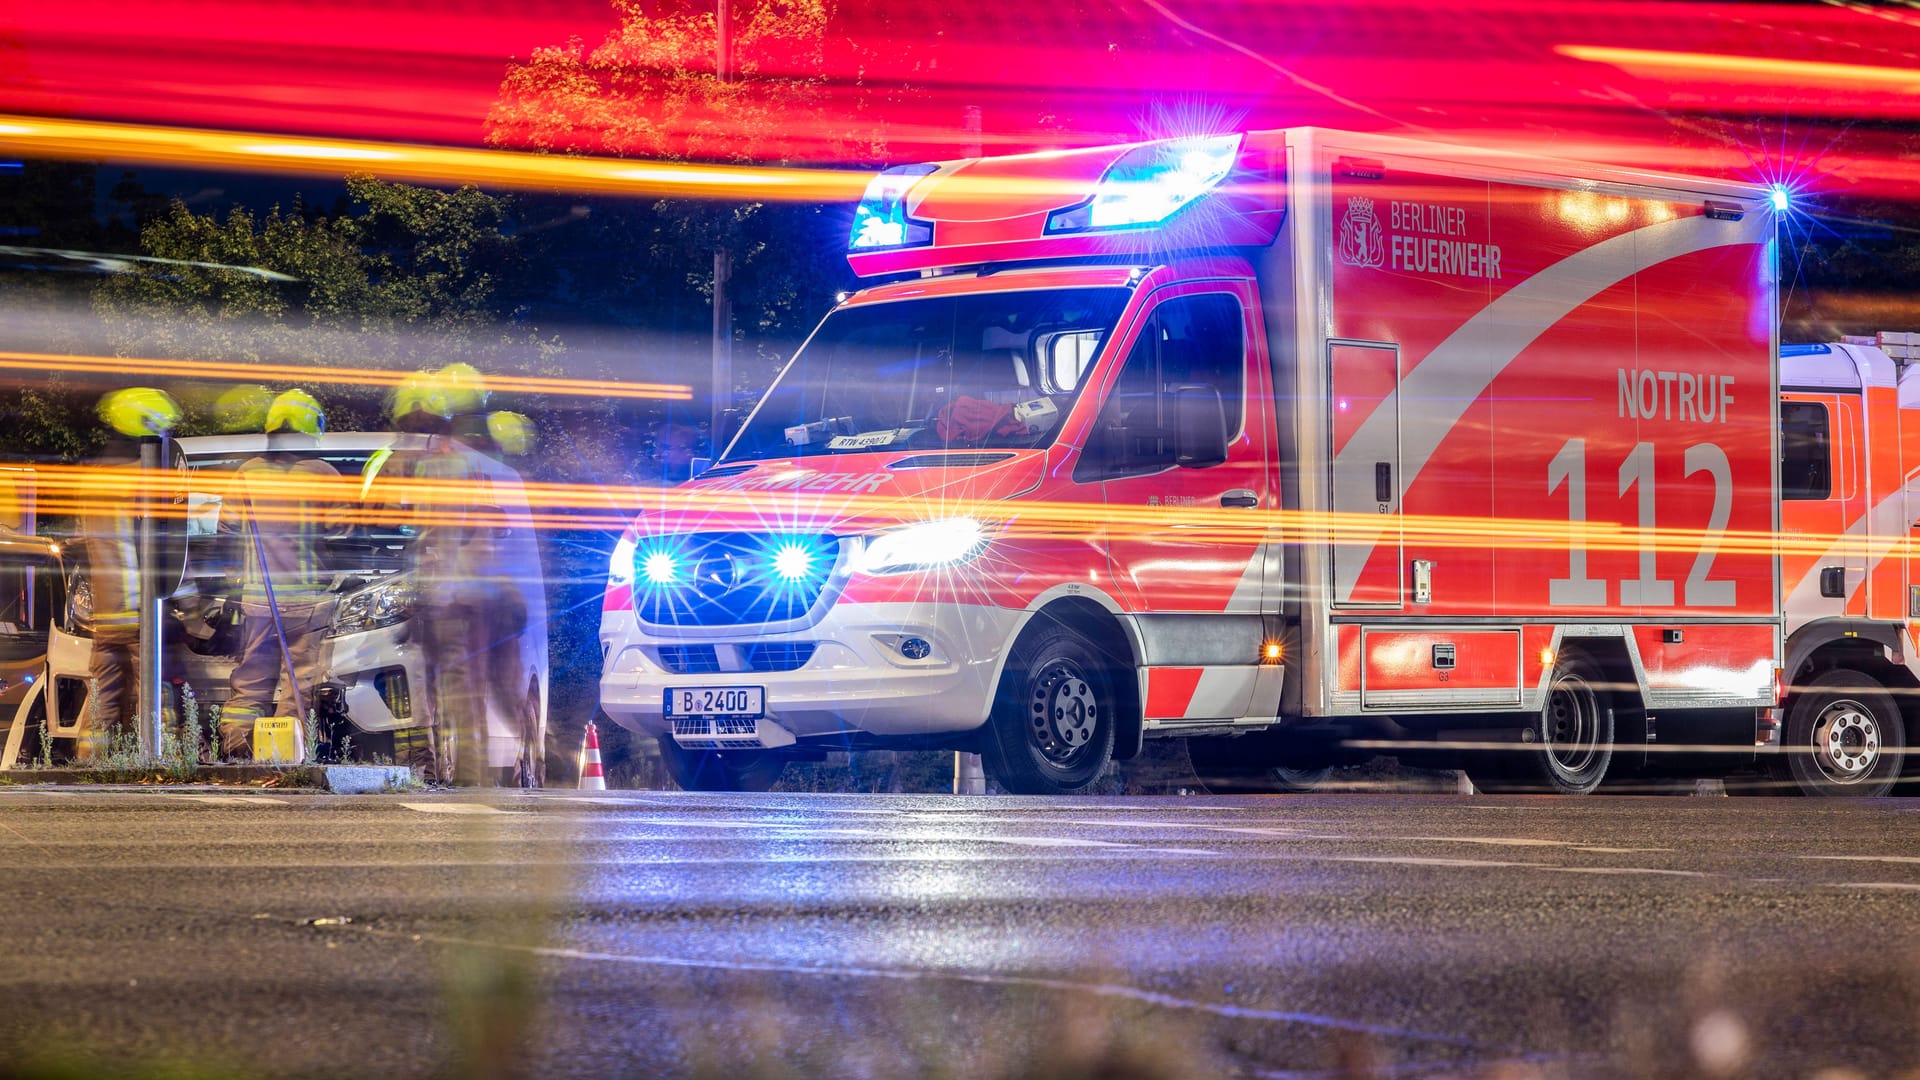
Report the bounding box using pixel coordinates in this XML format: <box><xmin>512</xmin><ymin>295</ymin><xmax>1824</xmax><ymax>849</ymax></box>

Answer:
<box><xmin>632</xmin><ymin>532</ymin><xmax>840</xmax><ymax>628</ymax></box>
<box><xmin>656</xmin><ymin>645</ymin><xmax>722</xmax><ymax>674</ymax></box>
<box><xmin>672</xmin><ymin>717</ymin><xmax>759</xmax><ymax>738</ymax></box>
<box><xmin>741</xmin><ymin>642</ymin><xmax>816</xmax><ymax>672</ymax></box>
<box><xmin>654</xmin><ymin>643</ymin><xmax>815</xmax><ymax>673</ymax></box>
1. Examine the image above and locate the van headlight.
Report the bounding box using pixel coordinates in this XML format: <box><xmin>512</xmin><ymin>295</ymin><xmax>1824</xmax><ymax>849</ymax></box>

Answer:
<box><xmin>856</xmin><ymin>517</ymin><xmax>989</xmax><ymax>576</ymax></box>
<box><xmin>329</xmin><ymin>576</ymin><xmax>415</xmax><ymax>637</ymax></box>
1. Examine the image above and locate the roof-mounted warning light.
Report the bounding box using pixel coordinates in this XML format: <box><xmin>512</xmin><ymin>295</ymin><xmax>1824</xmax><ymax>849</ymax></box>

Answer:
<box><xmin>849</xmin><ymin>163</ymin><xmax>939</xmax><ymax>252</ymax></box>
<box><xmin>1769</xmin><ymin>184</ymin><xmax>1791</xmax><ymax>212</ymax></box>
<box><xmin>1044</xmin><ymin>133</ymin><xmax>1244</xmax><ymax>234</ymax></box>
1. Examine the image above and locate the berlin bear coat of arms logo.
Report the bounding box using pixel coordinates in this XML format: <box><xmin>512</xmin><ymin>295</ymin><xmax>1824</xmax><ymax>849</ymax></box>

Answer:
<box><xmin>1338</xmin><ymin>196</ymin><xmax>1385</xmax><ymax>269</ymax></box>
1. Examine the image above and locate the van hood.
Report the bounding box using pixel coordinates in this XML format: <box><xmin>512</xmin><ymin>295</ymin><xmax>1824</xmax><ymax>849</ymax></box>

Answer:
<box><xmin>633</xmin><ymin>448</ymin><xmax>1046</xmax><ymax>537</ymax></box>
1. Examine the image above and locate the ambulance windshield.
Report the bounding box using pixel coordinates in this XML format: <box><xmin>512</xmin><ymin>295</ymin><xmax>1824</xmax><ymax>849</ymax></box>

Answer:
<box><xmin>723</xmin><ymin>287</ymin><xmax>1130</xmax><ymax>461</ymax></box>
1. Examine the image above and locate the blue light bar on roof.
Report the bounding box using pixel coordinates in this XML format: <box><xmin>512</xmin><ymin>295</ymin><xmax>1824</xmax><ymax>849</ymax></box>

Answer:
<box><xmin>849</xmin><ymin>163</ymin><xmax>938</xmax><ymax>251</ymax></box>
<box><xmin>1045</xmin><ymin>133</ymin><xmax>1244</xmax><ymax>234</ymax></box>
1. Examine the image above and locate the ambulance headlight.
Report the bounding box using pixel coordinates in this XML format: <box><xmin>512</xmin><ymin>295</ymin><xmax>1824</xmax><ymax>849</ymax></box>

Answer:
<box><xmin>857</xmin><ymin>517</ymin><xmax>989</xmax><ymax>575</ymax></box>
<box><xmin>329</xmin><ymin>575</ymin><xmax>415</xmax><ymax>637</ymax></box>
<box><xmin>1046</xmin><ymin>133</ymin><xmax>1243</xmax><ymax>234</ymax></box>
<box><xmin>850</xmin><ymin>163</ymin><xmax>938</xmax><ymax>251</ymax></box>
<box><xmin>609</xmin><ymin>535</ymin><xmax>637</xmax><ymax>585</ymax></box>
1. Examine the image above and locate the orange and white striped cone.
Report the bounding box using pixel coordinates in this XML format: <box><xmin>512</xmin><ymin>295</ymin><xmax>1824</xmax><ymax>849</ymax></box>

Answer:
<box><xmin>578</xmin><ymin>721</ymin><xmax>607</xmax><ymax>791</ymax></box>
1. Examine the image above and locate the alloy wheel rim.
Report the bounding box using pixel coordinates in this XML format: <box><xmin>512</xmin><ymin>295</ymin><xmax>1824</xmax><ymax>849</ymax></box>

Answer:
<box><xmin>1812</xmin><ymin>699</ymin><xmax>1880</xmax><ymax>783</ymax></box>
<box><xmin>1029</xmin><ymin>660</ymin><xmax>1098</xmax><ymax>767</ymax></box>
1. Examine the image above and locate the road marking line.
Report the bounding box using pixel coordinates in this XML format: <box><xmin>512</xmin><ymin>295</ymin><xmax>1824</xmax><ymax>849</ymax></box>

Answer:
<box><xmin>1833</xmin><ymin>881</ymin><xmax>1920</xmax><ymax>891</ymax></box>
<box><xmin>1545</xmin><ymin>867</ymin><xmax>1708</xmax><ymax>877</ymax></box>
<box><xmin>1329</xmin><ymin>856</ymin><xmax>1544</xmax><ymax>869</ymax></box>
<box><xmin>174</xmin><ymin>795</ymin><xmax>290</xmax><ymax>806</ymax></box>
<box><xmin>322</xmin><ymin>922</ymin><xmax>1489</xmax><ymax>1050</ymax></box>
<box><xmin>1799</xmin><ymin>854</ymin><xmax>1920</xmax><ymax>865</ymax></box>
<box><xmin>398</xmin><ymin>803</ymin><xmax>515</xmax><ymax>815</ymax></box>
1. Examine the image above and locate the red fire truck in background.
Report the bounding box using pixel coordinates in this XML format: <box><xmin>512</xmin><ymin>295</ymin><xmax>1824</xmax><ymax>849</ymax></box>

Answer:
<box><xmin>598</xmin><ymin>127</ymin><xmax>1911</xmax><ymax>797</ymax></box>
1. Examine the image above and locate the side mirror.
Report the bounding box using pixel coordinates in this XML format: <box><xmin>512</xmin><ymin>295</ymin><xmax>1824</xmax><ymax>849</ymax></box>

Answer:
<box><xmin>1172</xmin><ymin>384</ymin><xmax>1229</xmax><ymax>468</ymax></box>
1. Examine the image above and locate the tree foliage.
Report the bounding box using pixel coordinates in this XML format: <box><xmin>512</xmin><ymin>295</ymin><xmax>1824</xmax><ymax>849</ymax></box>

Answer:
<box><xmin>488</xmin><ymin>0</ymin><xmax>875</xmax><ymax>165</ymax></box>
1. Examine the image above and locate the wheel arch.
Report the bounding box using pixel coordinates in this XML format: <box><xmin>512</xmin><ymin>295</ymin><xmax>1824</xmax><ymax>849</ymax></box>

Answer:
<box><xmin>1785</xmin><ymin>620</ymin><xmax>1919</xmax><ymax>741</ymax></box>
<box><xmin>1009</xmin><ymin>595</ymin><xmax>1144</xmax><ymax>761</ymax></box>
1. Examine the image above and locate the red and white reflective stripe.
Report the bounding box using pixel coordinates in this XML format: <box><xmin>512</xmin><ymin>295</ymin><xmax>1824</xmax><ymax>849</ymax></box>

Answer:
<box><xmin>1143</xmin><ymin>666</ymin><xmax>1261</xmax><ymax>720</ymax></box>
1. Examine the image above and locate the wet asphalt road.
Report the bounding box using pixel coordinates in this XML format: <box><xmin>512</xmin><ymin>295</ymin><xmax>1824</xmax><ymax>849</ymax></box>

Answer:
<box><xmin>1</xmin><ymin>789</ymin><xmax>1918</xmax><ymax>1079</ymax></box>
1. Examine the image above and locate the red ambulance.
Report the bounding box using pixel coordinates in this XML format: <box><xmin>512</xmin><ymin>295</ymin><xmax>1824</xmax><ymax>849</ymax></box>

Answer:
<box><xmin>596</xmin><ymin>128</ymin><xmax>1898</xmax><ymax>797</ymax></box>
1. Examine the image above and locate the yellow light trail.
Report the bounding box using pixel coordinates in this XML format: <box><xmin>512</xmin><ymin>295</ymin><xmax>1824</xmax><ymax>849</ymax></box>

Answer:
<box><xmin>0</xmin><ymin>114</ymin><xmax>874</xmax><ymax>201</ymax></box>
<box><xmin>1557</xmin><ymin>45</ymin><xmax>1920</xmax><ymax>93</ymax></box>
<box><xmin>0</xmin><ymin>350</ymin><xmax>691</xmax><ymax>402</ymax></box>
<box><xmin>24</xmin><ymin>463</ymin><xmax>1918</xmax><ymax>563</ymax></box>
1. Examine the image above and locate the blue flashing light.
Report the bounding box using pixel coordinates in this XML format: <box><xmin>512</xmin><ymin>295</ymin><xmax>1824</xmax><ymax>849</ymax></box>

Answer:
<box><xmin>641</xmin><ymin>549</ymin><xmax>680</xmax><ymax>587</ymax></box>
<box><xmin>1045</xmin><ymin>133</ymin><xmax>1244</xmax><ymax>235</ymax></box>
<box><xmin>770</xmin><ymin>542</ymin><xmax>815</xmax><ymax>583</ymax></box>
<box><xmin>849</xmin><ymin>163</ymin><xmax>938</xmax><ymax>251</ymax></box>
<box><xmin>1770</xmin><ymin>184</ymin><xmax>1791</xmax><ymax>213</ymax></box>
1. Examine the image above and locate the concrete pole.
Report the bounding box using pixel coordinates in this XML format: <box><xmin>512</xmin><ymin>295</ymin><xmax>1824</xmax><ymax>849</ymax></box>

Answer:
<box><xmin>135</xmin><ymin>436</ymin><xmax>165</xmax><ymax>757</ymax></box>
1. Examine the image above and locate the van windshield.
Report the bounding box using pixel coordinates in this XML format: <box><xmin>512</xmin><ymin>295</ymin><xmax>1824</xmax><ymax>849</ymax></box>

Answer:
<box><xmin>723</xmin><ymin>287</ymin><xmax>1130</xmax><ymax>461</ymax></box>
<box><xmin>185</xmin><ymin>450</ymin><xmax>415</xmax><ymax>578</ymax></box>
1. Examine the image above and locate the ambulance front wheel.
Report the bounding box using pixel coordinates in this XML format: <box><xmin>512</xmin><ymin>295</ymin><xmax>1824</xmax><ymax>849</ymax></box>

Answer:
<box><xmin>984</xmin><ymin>623</ymin><xmax>1117</xmax><ymax>795</ymax></box>
<box><xmin>1468</xmin><ymin>648</ymin><xmax>1614</xmax><ymax>795</ymax></box>
<box><xmin>659</xmin><ymin>740</ymin><xmax>786</xmax><ymax>793</ymax></box>
<box><xmin>1772</xmin><ymin>668</ymin><xmax>1905</xmax><ymax>797</ymax></box>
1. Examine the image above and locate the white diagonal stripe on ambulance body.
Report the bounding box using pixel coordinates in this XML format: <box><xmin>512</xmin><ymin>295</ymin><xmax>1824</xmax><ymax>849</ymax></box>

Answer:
<box><xmin>1783</xmin><ymin>467</ymin><xmax>1920</xmax><ymax>622</ymax></box>
<box><xmin>1330</xmin><ymin>212</ymin><xmax>1768</xmax><ymax>604</ymax></box>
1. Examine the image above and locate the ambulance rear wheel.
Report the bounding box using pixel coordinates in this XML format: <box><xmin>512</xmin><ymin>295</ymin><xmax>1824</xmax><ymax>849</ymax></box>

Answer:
<box><xmin>1772</xmin><ymin>669</ymin><xmax>1904</xmax><ymax>797</ymax></box>
<box><xmin>985</xmin><ymin>624</ymin><xmax>1116</xmax><ymax>795</ymax></box>
<box><xmin>659</xmin><ymin>740</ymin><xmax>786</xmax><ymax>793</ymax></box>
<box><xmin>1468</xmin><ymin>648</ymin><xmax>1613</xmax><ymax>795</ymax></box>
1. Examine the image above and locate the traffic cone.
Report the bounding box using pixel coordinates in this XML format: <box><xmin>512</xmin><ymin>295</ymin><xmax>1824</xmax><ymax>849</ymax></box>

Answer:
<box><xmin>578</xmin><ymin>721</ymin><xmax>607</xmax><ymax>791</ymax></box>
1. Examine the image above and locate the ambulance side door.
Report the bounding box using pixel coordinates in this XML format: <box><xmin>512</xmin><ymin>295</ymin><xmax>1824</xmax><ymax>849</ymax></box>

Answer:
<box><xmin>1078</xmin><ymin>282</ymin><xmax>1272</xmax><ymax>617</ymax></box>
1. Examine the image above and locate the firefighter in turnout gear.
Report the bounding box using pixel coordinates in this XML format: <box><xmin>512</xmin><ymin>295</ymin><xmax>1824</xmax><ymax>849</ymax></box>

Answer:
<box><xmin>218</xmin><ymin>390</ymin><xmax>345</xmax><ymax>760</ymax></box>
<box><xmin>367</xmin><ymin>366</ymin><xmax>531</xmax><ymax>784</ymax></box>
<box><xmin>77</xmin><ymin>388</ymin><xmax>181</xmax><ymax>757</ymax></box>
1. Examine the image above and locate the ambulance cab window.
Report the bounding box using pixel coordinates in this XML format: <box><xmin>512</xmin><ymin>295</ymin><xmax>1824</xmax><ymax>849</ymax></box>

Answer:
<box><xmin>1076</xmin><ymin>293</ymin><xmax>1245</xmax><ymax>480</ymax></box>
<box><xmin>1780</xmin><ymin>401</ymin><xmax>1831</xmax><ymax>500</ymax></box>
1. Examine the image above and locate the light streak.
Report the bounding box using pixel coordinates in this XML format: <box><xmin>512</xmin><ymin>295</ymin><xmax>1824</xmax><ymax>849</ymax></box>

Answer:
<box><xmin>0</xmin><ymin>114</ymin><xmax>872</xmax><ymax>202</ymax></box>
<box><xmin>27</xmin><ymin>461</ymin><xmax>1920</xmax><ymax>564</ymax></box>
<box><xmin>0</xmin><ymin>350</ymin><xmax>691</xmax><ymax>402</ymax></box>
<box><xmin>1556</xmin><ymin>45</ymin><xmax>1920</xmax><ymax>93</ymax></box>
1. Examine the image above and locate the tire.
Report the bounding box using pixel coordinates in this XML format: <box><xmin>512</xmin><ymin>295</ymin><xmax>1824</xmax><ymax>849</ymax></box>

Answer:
<box><xmin>658</xmin><ymin>738</ymin><xmax>786</xmax><ymax>793</ymax></box>
<box><xmin>1188</xmin><ymin>736</ymin><xmax>1334</xmax><ymax>794</ymax></box>
<box><xmin>983</xmin><ymin>623</ymin><xmax>1118</xmax><ymax>795</ymax></box>
<box><xmin>1772</xmin><ymin>668</ymin><xmax>1904</xmax><ymax>797</ymax></box>
<box><xmin>1467</xmin><ymin>647</ymin><xmax>1614</xmax><ymax>795</ymax></box>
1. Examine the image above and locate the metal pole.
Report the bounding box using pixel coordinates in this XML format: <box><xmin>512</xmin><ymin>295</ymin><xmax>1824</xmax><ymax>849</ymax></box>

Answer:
<box><xmin>712</xmin><ymin>248</ymin><xmax>732</xmax><ymax>436</ymax></box>
<box><xmin>136</xmin><ymin>436</ymin><xmax>164</xmax><ymax>757</ymax></box>
<box><xmin>953</xmin><ymin>105</ymin><xmax>986</xmax><ymax>796</ymax></box>
<box><xmin>711</xmin><ymin>0</ymin><xmax>733</xmax><ymax>439</ymax></box>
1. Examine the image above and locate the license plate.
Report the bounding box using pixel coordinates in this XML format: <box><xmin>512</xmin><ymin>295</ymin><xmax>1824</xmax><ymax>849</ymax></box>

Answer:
<box><xmin>664</xmin><ymin>686</ymin><xmax>765</xmax><ymax>718</ymax></box>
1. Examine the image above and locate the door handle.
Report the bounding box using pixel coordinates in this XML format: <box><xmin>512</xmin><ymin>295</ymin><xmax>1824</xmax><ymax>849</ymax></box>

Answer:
<box><xmin>1221</xmin><ymin>489</ymin><xmax>1258</xmax><ymax>508</ymax></box>
<box><xmin>1374</xmin><ymin>462</ymin><xmax>1393</xmax><ymax>504</ymax></box>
